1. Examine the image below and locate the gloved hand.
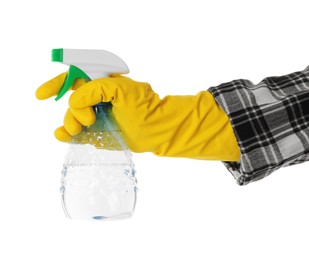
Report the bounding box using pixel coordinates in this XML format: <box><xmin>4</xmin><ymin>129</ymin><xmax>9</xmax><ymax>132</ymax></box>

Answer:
<box><xmin>36</xmin><ymin>74</ymin><xmax>240</xmax><ymax>161</ymax></box>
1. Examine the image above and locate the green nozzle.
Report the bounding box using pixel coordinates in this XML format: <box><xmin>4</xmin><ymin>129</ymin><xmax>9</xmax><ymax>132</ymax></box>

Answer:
<box><xmin>52</xmin><ymin>48</ymin><xmax>63</xmax><ymax>62</ymax></box>
<box><xmin>55</xmin><ymin>65</ymin><xmax>91</xmax><ymax>101</ymax></box>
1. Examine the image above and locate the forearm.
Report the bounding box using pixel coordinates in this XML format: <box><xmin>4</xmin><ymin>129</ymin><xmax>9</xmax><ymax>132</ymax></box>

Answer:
<box><xmin>137</xmin><ymin>90</ymin><xmax>241</xmax><ymax>161</ymax></box>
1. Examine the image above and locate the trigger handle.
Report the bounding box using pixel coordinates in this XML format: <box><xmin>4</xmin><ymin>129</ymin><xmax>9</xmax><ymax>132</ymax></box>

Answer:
<box><xmin>55</xmin><ymin>65</ymin><xmax>91</xmax><ymax>101</ymax></box>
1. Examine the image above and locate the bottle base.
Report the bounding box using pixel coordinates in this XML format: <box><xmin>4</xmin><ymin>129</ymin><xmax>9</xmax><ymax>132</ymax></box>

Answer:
<box><xmin>92</xmin><ymin>212</ymin><xmax>133</xmax><ymax>221</ymax></box>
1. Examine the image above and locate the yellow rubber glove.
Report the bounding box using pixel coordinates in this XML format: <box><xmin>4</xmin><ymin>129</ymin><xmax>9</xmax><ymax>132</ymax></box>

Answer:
<box><xmin>36</xmin><ymin>72</ymin><xmax>89</xmax><ymax>141</ymax></box>
<box><xmin>36</xmin><ymin>74</ymin><xmax>241</xmax><ymax>161</ymax></box>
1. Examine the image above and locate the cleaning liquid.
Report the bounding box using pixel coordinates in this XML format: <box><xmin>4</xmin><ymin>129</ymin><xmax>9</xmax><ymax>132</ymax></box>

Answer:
<box><xmin>60</xmin><ymin>103</ymin><xmax>137</xmax><ymax>220</ymax></box>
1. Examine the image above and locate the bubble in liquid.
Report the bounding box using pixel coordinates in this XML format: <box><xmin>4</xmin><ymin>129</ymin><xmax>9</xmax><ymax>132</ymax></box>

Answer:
<box><xmin>72</xmin><ymin>130</ymin><xmax>124</xmax><ymax>150</ymax></box>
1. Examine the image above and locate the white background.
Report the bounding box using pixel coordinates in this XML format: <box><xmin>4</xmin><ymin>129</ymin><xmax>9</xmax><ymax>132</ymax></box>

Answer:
<box><xmin>1</xmin><ymin>0</ymin><xmax>309</xmax><ymax>259</ymax></box>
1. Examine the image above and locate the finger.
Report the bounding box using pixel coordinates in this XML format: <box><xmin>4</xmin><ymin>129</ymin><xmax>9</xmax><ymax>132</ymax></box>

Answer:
<box><xmin>109</xmin><ymin>74</ymin><xmax>122</xmax><ymax>78</ymax></box>
<box><xmin>70</xmin><ymin>107</ymin><xmax>96</xmax><ymax>126</ymax></box>
<box><xmin>69</xmin><ymin>78</ymin><xmax>118</xmax><ymax>108</ymax></box>
<box><xmin>54</xmin><ymin>126</ymin><xmax>72</xmax><ymax>142</ymax></box>
<box><xmin>72</xmin><ymin>78</ymin><xmax>88</xmax><ymax>90</ymax></box>
<box><xmin>64</xmin><ymin>109</ymin><xmax>83</xmax><ymax>135</ymax></box>
<box><xmin>36</xmin><ymin>72</ymin><xmax>67</xmax><ymax>100</ymax></box>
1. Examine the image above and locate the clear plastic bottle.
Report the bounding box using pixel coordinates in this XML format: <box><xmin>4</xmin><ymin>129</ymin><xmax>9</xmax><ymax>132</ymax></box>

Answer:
<box><xmin>60</xmin><ymin>102</ymin><xmax>137</xmax><ymax>221</ymax></box>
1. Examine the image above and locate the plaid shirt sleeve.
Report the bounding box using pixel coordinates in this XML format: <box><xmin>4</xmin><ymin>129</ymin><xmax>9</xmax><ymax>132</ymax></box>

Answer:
<box><xmin>208</xmin><ymin>66</ymin><xmax>309</xmax><ymax>185</ymax></box>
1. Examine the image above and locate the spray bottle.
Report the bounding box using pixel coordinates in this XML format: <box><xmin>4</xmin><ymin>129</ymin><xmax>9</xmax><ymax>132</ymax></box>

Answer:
<box><xmin>52</xmin><ymin>48</ymin><xmax>137</xmax><ymax>221</ymax></box>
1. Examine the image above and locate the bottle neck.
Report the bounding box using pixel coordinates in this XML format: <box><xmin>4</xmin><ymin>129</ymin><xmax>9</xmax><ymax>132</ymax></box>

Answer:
<box><xmin>94</xmin><ymin>102</ymin><xmax>112</xmax><ymax>114</ymax></box>
<box><xmin>92</xmin><ymin>102</ymin><xmax>119</xmax><ymax>131</ymax></box>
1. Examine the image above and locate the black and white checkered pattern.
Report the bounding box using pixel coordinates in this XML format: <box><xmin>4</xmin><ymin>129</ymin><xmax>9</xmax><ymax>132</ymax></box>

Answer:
<box><xmin>208</xmin><ymin>66</ymin><xmax>309</xmax><ymax>185</ymax></box>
